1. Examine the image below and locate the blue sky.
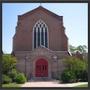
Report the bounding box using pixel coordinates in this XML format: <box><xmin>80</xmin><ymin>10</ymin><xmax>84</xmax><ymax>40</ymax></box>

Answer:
<box><xmin>2</xmin><ymin>3</ymin><xmax>88</xmax><ymax>54</ymax></box>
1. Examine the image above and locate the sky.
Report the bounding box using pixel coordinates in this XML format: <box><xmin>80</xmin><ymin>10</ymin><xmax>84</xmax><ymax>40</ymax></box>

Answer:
<box><xmin>2</xmin><ymin>3</ymin><xmax>88</xmax><ymax>54</ymax></box>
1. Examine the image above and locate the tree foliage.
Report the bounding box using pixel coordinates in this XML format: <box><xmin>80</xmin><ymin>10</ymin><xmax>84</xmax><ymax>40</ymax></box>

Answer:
<box><xmin>2</xmin><ymin>54</ymin><xmax>17</xmax><ymax>74</ymax></box>
<box><xmin>61</xmin><ymin>69</ymin><xmax>76</xmax><ymax>83</ymax></box>
<box><xmin>69</xmin><ymin>45</ymin><xmax>88</xmax><ymax>53</ymax></box>
<box><xmin>2</xmin><ymin>54</ymin><xmax>27</xmax><ymax>84</ymax></box>
<box><xmin>2</xmin><ymin>74</ymin><xmax>12</xmax><ymax>84</ymax></box>
<box><xmin>61</xmin><ymin>56</ymin><xmax>88</xmax><ymax>83</ymax></box>
<box><xmin>15</xmin><ymin>73</ymin><xmax>26</xmax><ymax>84</ymax></box>
<box><xmin>64</xmin><ymin>56</ymin><xmax>88</xmax><ymax>71</ymax></box>
<box><xmin>8</xmin><ymin>69</ymin><xmax>18</xmax><ymax>82</ymax></box>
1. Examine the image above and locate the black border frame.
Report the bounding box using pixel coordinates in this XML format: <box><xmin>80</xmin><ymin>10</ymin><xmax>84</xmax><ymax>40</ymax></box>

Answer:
<box><xmin>0</xmin><ymin>0</ymin><xmax>89</xmax><ymax>3</ymax></box>
<box><xmin>0</xmin><ymin>2</ymin><xmax>2</xmax><ymax>88</ymax></box>
<box><xmin>0</xmin><ymin>0</ymin><xmax>89</xmax><ymax>90</ymax></box>
<box><xmin>2</xmin><ymin>0</ymin><xmax>89</xmax><ymax>3</ymax></box>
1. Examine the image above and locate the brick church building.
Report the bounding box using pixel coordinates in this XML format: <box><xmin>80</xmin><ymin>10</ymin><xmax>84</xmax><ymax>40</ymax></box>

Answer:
<box><xmin>12</xmin><ymin>6</ymin><xmax>70</xmax><ymax>80</ymax></box>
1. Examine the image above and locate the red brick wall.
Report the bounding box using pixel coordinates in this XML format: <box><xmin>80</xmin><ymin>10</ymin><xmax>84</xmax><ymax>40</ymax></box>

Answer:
<box><xmin>13</xmin><ymin>8</ymin><xmax>68</xmax><ymax>51</ymax></box>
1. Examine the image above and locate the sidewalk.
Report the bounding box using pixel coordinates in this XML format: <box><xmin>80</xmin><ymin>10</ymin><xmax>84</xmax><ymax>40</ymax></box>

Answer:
<box><xmin>21</xmin><ymin>80</ymin><xmax>88</xmax><ymax>87</ymax></box>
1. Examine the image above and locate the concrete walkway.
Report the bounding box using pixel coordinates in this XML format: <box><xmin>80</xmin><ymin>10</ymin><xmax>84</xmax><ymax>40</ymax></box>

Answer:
<box><xmin>21</xmin><ymin>80</ymin><xmax>88</xmax><ymax>87</ymax></box>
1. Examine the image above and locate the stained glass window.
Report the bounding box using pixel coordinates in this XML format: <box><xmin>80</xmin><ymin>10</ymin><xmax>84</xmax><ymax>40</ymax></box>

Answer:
<box><xmin>33</xmin><ymin>19</ymin><xmax>48</xmax><ymax>49</ymax></box>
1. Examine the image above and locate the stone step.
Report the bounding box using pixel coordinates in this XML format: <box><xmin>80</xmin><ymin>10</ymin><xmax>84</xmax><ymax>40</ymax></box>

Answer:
<box><xmin>29</xmin><ymin>77</ymin><xmax>52</xmax><ymax>81</ymax></box>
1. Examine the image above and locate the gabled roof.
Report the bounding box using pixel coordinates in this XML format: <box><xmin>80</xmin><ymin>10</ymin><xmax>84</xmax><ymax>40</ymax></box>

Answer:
<box><xmin>18</xmin><ymin>6</ymin><xmax>63</xmax><ymax>21</ymax></box>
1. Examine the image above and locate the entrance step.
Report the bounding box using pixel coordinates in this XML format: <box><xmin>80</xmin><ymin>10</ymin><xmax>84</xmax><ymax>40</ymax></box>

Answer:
<box><xmin>30</xmin><ymin>77</ymin><xmax>52</xmax><ymax>81</ymax></box>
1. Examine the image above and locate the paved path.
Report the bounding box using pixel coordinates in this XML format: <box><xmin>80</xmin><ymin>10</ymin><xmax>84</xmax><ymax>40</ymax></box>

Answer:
<box><xmin>21</xmin><ymin>80</ymin><xmax>88</xmax><ymax>87</ymax></box>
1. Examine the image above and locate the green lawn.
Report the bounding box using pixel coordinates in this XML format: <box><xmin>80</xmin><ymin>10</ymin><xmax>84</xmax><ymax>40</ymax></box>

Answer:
<box><xmin>75</xmin><ymin>84</ymin><xmax>88</xmax><ymax>87</ymax></box>
<box><xmin>2</xmin><ymin>83</ymin><xmax>22</xmax><ymax>88</ymax></box>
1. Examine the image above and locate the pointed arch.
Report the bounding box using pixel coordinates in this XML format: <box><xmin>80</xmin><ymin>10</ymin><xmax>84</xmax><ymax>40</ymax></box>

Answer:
<box><xmin>32</xmin><ymin>19</ymin><xmax>49</xmax><ymax>49</ymax></box>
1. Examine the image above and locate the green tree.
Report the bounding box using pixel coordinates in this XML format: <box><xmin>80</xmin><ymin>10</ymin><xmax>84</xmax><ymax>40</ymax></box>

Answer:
<box><xmin>63</xmin><ymin>56</ymin><xmax>88</xmax><ymax>82</ymax></box>
<box><xmin>2</xmin><ymin>54</ymin><xmax>17</xmax><ymax>74</ymax></box>
<box><xmin>2</xmin><ymin>54</ymin><xmax>27</xmax><ymax>84</ymax></box>
<box><xmin>64</xmin><ymin>56</ymin><xmax>87</xmax><ymax>71</ymax></box>
<box><xmin>69</xmin><ymin>45</ymin><xmax>87</xmax><ymax>53</ymax></box>
<box><xmin>77</xmin><ymin>45</ymin><xmax>87</xmax><ymax>53</ymax></box>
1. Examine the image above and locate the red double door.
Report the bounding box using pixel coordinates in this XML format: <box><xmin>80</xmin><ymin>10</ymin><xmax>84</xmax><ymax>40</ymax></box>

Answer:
<box><xmin>35</xmin><ymin>58</ymin><xmax>48</xmax><ymax>77</ymax></box>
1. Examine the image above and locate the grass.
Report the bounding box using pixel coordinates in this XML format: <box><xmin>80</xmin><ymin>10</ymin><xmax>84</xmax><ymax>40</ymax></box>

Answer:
<box><xmin>2</xmin><ymin>83</ymin><xmax>22</xmax><ymax>88</ymax></box>
<box><xmin>75</xmin><ymin>84</ymin><xmax>88</xmax><ymax>87</ymax></box>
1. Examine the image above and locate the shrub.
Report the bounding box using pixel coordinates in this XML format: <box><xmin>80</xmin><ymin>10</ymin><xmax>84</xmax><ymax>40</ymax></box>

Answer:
<box><xmin>63</xmin><ymin>56</ymin><xmax>88</xmax><ymax>82</ymax></box>
<box><xmin>2</xmin><ymin>74</ymin><xmax>12</xmax><ymax>84</ymax></box>
<box><xmin>8</xmin><ymin>69</ymin><xmax>18</xmax><ymax>82</ymax></box>
<box><xmin>80</xmin><ymin>70</ymin><xmax>88</xmax><ymax>82</ymax></box>
<box><xmin>75</xmin><ymin>70</ymin><xmax>82</xmax><ymax>81</ymax></box>
<box><xmin>15</xmin><ymin>73</ymin><xmax>26</xmax><ymax>84</ymax></box>
<box><xmin>61</xmin><ymin>69</ymin><xmax>76</xmax><ymax>83</ymax></box>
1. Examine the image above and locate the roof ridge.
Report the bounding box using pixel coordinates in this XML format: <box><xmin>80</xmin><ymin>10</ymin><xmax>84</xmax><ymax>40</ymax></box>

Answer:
<box><xmin>19</xmin><ymin>6</ymin><xmax>62</xmax><ymax>21</ymax></box>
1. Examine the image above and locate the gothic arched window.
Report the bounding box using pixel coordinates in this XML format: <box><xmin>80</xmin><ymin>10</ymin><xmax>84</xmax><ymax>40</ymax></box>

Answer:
<box><xmin>33</xmin><ymin>19</ymin><xmax>48</xmax><ymax>49</ymax></box>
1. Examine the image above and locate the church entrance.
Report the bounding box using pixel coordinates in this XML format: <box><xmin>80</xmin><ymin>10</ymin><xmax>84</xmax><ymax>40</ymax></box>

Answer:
<box><xmin>35</xmin><ymin>58</ymin><xmax>48</xmax><ymax>77</ymax></box>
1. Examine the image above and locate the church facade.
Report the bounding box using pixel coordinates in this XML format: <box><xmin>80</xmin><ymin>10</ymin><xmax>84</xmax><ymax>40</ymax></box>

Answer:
<box><xmin>13</xmin><ymin>6</ymin><xmax>70</xmax><ymax>80</ymax></box>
